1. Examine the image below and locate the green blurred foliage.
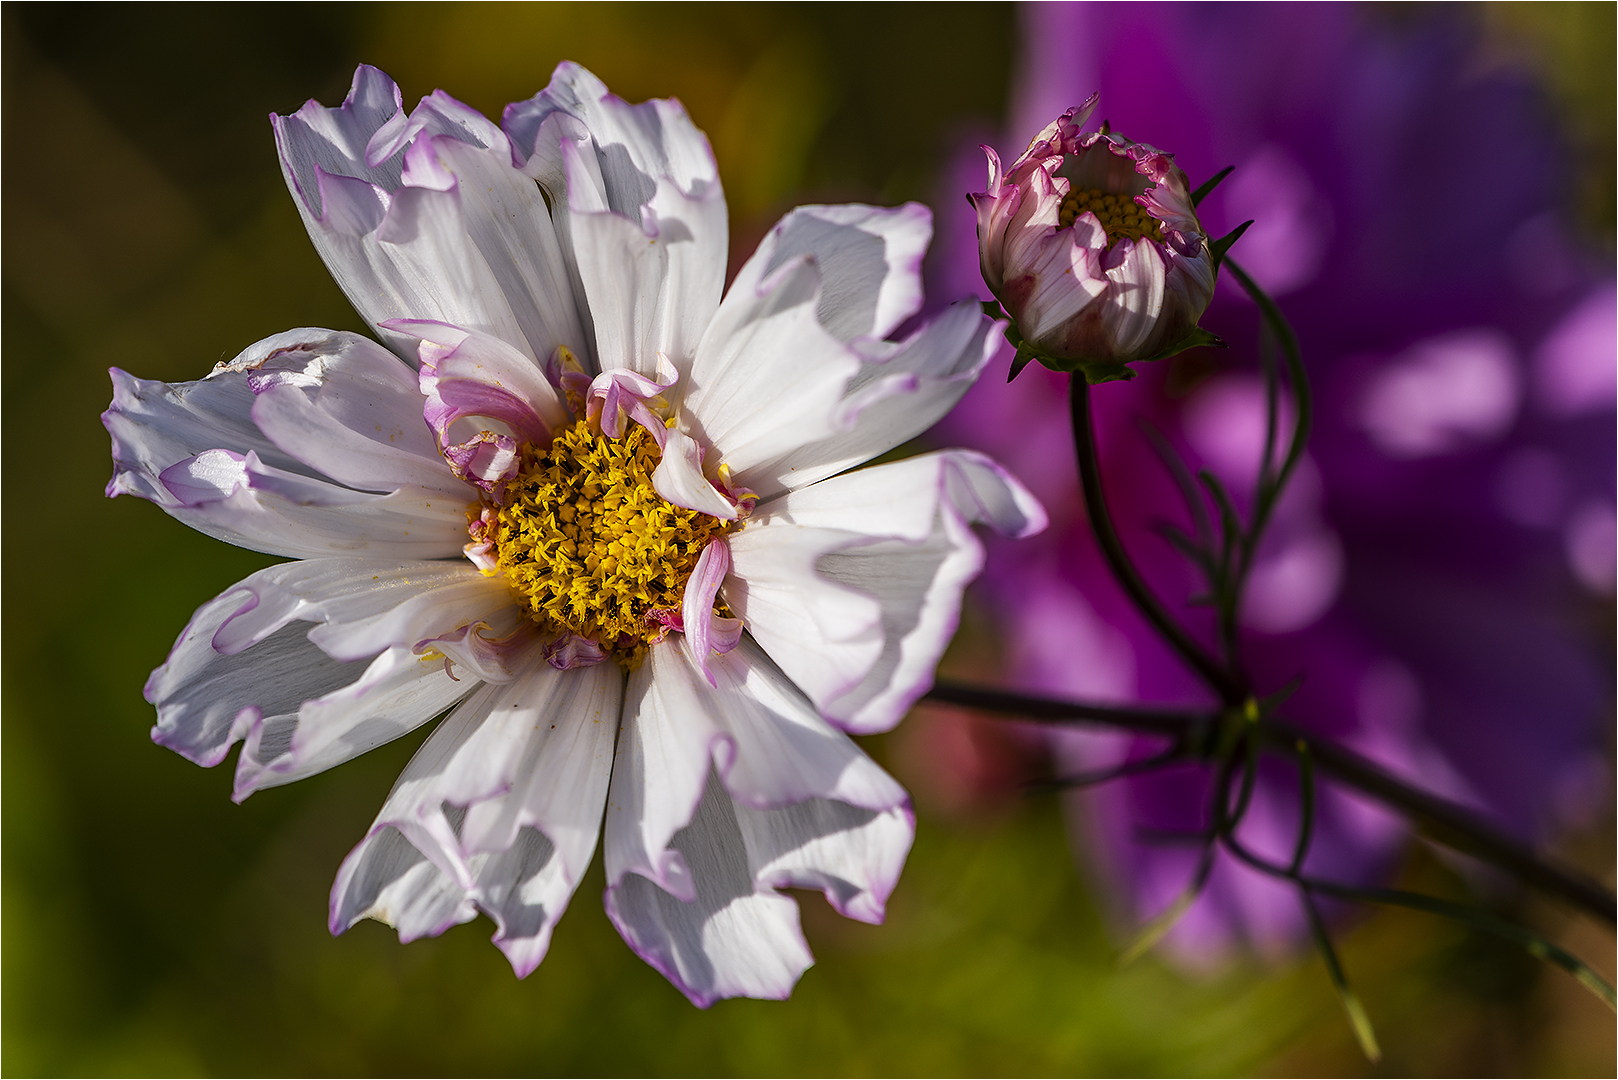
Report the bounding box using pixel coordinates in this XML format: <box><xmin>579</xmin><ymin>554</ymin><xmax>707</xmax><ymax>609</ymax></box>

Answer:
<box><xmin>2</xmin><ymin>3</ymin><xmax>1611</xmax><ymax>1076</ymax></box>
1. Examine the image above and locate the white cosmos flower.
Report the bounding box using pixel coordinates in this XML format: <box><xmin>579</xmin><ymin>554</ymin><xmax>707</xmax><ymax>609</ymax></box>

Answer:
<box><xmin>103</xmin><ymin>64</ymin><xmax>1044</xmax><ymax>1006</ymax></box>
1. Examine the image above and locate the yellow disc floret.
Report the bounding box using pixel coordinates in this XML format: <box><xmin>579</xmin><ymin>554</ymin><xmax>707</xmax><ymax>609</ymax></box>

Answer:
<box><xmin>492</xmin><ymin>419</ymin><xmax>729</xmax><ymax>668</ymax></box>
<box><xmin>1058</xmin><ymin>186</ymin><xmax>1164</xmax><ymax>245</ymax></box>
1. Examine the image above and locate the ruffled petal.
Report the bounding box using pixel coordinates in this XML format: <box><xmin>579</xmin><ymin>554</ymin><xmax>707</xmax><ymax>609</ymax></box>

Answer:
<box><xmin>604</xmin><ymin>768</ymin><xmax>813</xmax><ymax>1007</ymax></box>
<box><xmin>105</xmin><ymin>330</ymin><xmax>472</xmax><ymax>559</ymax></box>
<box><xmin>208</xmin><ymin>558</ymin><xmax>516</xmax><ymax>662</ymax></box>
<box><xmin>505</xmin><ymin>62</ymin><xmax>727</xmax><ymax>377</ymax></box>
<box><xmin>148</xmin><ymin>560</ymin><xmax>516</xmax><ymax>793</ymax></box>
<box><xmin>275</xmin><ymin>65</ymin><xmax>408</xmax><ymax>213</ymax></box>
<box><xmin>274</xmin><ymin>75</ymin><xmax>586</xmax><ymax>365</ymax></box>
<box><xmin>505</xmin><ymin>61</ymin><xmax>722</xmax><ymax>213</ymax></box>
<box><xmin>605</xmin><ymin>754</ymin><xmax>912</xmax><ymax>1006</ymax></box>
<box><xmin>724</xmin><ymin>203</ymin><xmax>932</xmax><ymax>344</ymax></box>
<box><xmin>603</xmin><ymin>638</ymin><xmax>726</xmax><ymax>901</ymax></box>
<box><xmin>386</xmin><ymin>319</ymin><xmax>568</xmax><ymax>446</ymax></box>
<box><xmin>603</xmin><ymin>633</ymin><xmax>906</xmax><ymax>900</ymax></box>
<box><xmin>234</xmin><ymin>644</ymin><xmax>469</xmax><ymax>800</ymax></box>
<box><xmin>727</xmin><ymin>450</ymin><xmax>1045</xmax><ymax>733</ymax></box>
<box><xmin>244</xmin><ymin>330</ymin><xmax>462</xmax><ymax>496</ymax></box>
<box><xmin>146</xmin><ymin>581</ymin><xmax>371</xmax><ymax>769</ymax></box>
<box><xmin>332</xmin><ymin>651</ymin><xmax>620</xmax><ymax>976</ymax></box>
<box><xmin>563</xmin><ymin>162</ymin><xmax>728</xmax><ymax>379</ymax></box>
<box><xmin>652</xmin><ymin>427</ymin><xmax>739</xmax><ymax>520</ymax></box>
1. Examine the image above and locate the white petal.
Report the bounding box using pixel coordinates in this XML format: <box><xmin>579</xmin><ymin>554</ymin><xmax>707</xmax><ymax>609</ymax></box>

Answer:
<box><xmin>735</xmin><ymin>796</ymin><xmax>914</xmax><ymax>925</ymax></box>
<box><xmin>734</xmin><ymin>301</ymin><xmax>1000</xmax><ymax>495</ymax></box>
<box><xmin>275</xmin><ymin>65</ymin><xmax>406</xmax><ymax>214</ymax></box>
<box><xmin>105</xmin><ymin>331</ymin><xmax>473</xmax><ymax>559</ymax></box>
<box><xmin>148</xmin><ymin>562</ymin><xmax>497</xmax><ymax>789</ymax></box>
<box><xmin>605</xmin><ymin>768</ymin><xmax>813</xmax><ymax>1007</ymax></box>
<box><xmin>234</xmin><ymin>644</ymin><xmax>468</xmax><ymax>799</ymax></box>
<box><xmin>334</xmin><ymin>653</ymin><xmax>619</xmax><ymax>976</ymax></box>
<box><xmin>727</xmin><ymin>203</ymin><xmax>932</xmax><ymax>344</ymax></box>
<box><xmin>682</xmin><ymin>255</ymin><xmax>862</xmax><ymax>481</ymax></box>
<box><xmin>390</xmin><ymin>320</ymin><xmax>569</xmax><ymax>443</ymax></box>
<box><xmin>504</xmin><ymin>63</ymin><xmax>727</xmax><ymax>377</ymax></box>
<box><xmin>245</xmin><ymin>331</ymin><xmax>461</xmax><ymax>496</ymax></box>
<box><xmin>604</xmin><ymin>640</ymin><xmax>726</xmax><ymax>901</ymax></box>
<box><xmin>276</xmin><ymin>84</ymin><xmax>587</xmax><ymax>366</ymax></box>
<box><xmin>331</xmin><ymin>822</ymin><xmax>577</xmax><ymax>976</ymax></box>
<box><xmin>604</xmin><ymin>762</ymin><xmax>913</xmax><ymax>1007</ymax></box>
<box><xmin>147</xmin><ymin>586</ymin><xmax>370</xmax><ymax>769</ymax></box>
<box><xmin>604</xmin><ymin>633</ymin><xmax>904</xmax><ymax>893</ymax></box>
<box><xmin>651</xmin><ymin>427</ymin><xmax>737</xmax><ymax>519</ymax></box>
<box><xmin>329</xmin><ymin>826</ymin><xmax>478</xmax><ymax>942</ymax></box>
<box><xmin>722</xmin><ymin>524</ymin><xmax>882</xmax><ymax>715</ymax></box>
<box><xmin>728</xmin><ymin>451</ymin><xmax>1045</xmax><ymax>733</ymax></box>
<box><xmin>159</xmin><ymin>468</ymin><xmax>467</xmax><ymax>560</ymax></box>
<box><xmin>506</xmin><ymin>61</ymin><xmax>721</xmax><ymax>211</ymax></box>
<box><xmin>566</xmin><ymin>180</ymin><xmax>728</xmax><ymax>378</ymax></box>
<box><xmin>208</xmin><ymin>556</ymin><xmax>514</xmax><ymax>660</ymax></box>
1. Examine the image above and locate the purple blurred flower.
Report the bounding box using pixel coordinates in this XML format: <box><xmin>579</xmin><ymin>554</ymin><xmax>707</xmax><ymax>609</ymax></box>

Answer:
<box><xmin>971</xmin><ymin>100</ymin><xmax>1215</xmax><ymax>378</ymax></box>
<box><xmin>932</xmin><ymin>3</ymin><xmax>1614</xmax><ymax>958</ymax></box>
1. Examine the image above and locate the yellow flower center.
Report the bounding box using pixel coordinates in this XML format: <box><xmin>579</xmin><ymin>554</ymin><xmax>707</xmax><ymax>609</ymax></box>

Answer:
<box><xmin>491</xmin><ymin>419</ymin><xmax>729</xmax><ymax>668</ymax></box>
<box><xmin>1058</xmin><ymin>186</ymin><xmax>1164</xmax><ymax>245</ymax></box>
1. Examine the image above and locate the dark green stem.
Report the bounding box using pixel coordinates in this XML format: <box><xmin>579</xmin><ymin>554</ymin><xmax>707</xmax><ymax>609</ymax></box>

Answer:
<box><xmin>922</xmin><ymin>680</ymin><xmax>1617</xmax><ymax>925</ymax></box>
<box><xmin>1069</xmin><ymin>375</ymin><xmax>1246</xmax><ymax>703</ymax></box>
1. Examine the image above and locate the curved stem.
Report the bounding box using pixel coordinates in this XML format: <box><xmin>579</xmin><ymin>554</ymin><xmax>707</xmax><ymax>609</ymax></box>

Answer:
<box><xmin>1069</xmin><ymin>375</ymin><xmax>1245</xmax><ymax>703</ymax></box>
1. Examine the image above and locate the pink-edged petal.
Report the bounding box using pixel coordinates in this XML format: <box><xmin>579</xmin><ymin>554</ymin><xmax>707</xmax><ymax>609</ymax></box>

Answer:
<box><xmin>728</xmin><ymin>450</ymin><xmax>1045</xmax><ymax>733</ymax></box>
<box><xmin>603</xmin><ymin>639</ymin><xmax>727</xmax><ymax>901</ymax></box>
<box><xmin>245</xmin><ymin>332</ymin><xmax>461</xmax><ymax>496</ymax></box>
<box><xmin>726</xmin><ymin>203</ymin><xmax>932</xmax><ymax>344</ymax></box>
<box><xmin>998</xmin><ymin>220</ymin><xmax>1107</xmax><ymax>347</ymax></box>
<box><xmin>720</xmin><ymin>525</ymin><xmax>883</xmax><ymax>720</ymax></box>
<box><xmin>735</xmin><ymin>795</ymin><xmax>913</xmax><ymax>926</ymax></box>
<box><xmin>233</xmin><ymin>644</ymin><xmax>470</xmax><ymax>800</ymax></box>
<box><xmin>1045</xmin><ymin>233</ymin><xmax>1170</xmax><ymax>363</ymax></box>
<box><xmin>604</xmin><ymin>735</ymin><xmax>912</xmax><ymax>1008</ymax></box>
<box><xmin>329</xmin><ymin>826</ymin><xmax>478</xmax><ymax>943</ymax></box>
<box><xmin>442</xmin><ymin>432</ymin><xmax>520</xmax><ymax>494</ymax></box>
<box><xmin>275</xmin><ymin>65</ymin><xmax>407</xmax><ymax>216</ymax></box>
<box><xmin>586</xmin><ymin>358</ymin><xmax>676</xmax><ymax>443</ymax></box>
<box><xmin>146</xmin><ymin>581</ymin><xmax>369</xmax><ymax>769</ymax></box>
<box><xmin>505</xmin><ymin>63</ymin><xmax>727</xmax><ymax>377</ymax></box>
<box><xmin>149</xmin><ymin>559</ymin><xmax>511</xmax><ymax>789</ymax></box>
<box><xmin>1094</xmin><ymin>235</ymin><xmax>1169</xmax><ymax>359</ymax></box>
<box><xmin>276</xmin><ymin>82</ymin><xmax>586</xmax><ymax>366</ymax></box>
<box><xmin>333</xmin><ymin>652</ymin><xmax>619</xmax><ymax>976</ymax></box>
<box><xmin>208</xmin><ymin>557</ymin><xmax>516</xmax><ymax>661</ymax></box>
<box><xmin>505</xmin><ymin>61</ymin><xmax>722</xmax><ymax>209</ymax></box>
<box><xmin>681</xmin><ymin>255</ymin><xmax>862</xmax><ymax>485</ymax></box>
<box><xmin>387</xmin><ymin>319</ymin><xmax>567</xmax><ymax>446</ymax></box>
<box><xmin>422</xmin><ymin>620</ymin><xmax>540</xmax><ymax>684</ymax></box>
<box><xmin>105</xmin><ymin>331</ymin><xmax>472</xmax><ymax>559</ymax></box>
<box><xmin>331</xmin><ymin>823</ymin><xmax>575</xmax><ymax>977</ymax></box>
<box><xmin>736</xmin><ymin>301</ymin><xmax>1002</xmax><ymax>495</ymax></box>
<box><xmin>603</xmin><ymin>632</ymin><xmax>906</xmax><ymax>904</ymax></box>
<box><xmin>157</xmin><ymin>464</ymin><xmax>467</xmax><ymax>559</ymax></box>
<box><xmin>604</xmin><ymin>768</ymin><xmax>814</xmax><ymax>1007</ymax></box>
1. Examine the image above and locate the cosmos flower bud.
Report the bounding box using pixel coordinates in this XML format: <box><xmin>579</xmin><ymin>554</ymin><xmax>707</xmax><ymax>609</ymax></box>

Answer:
<box><xmin>972</xmin><ymin>96</ymin><xmax>1220</xmax><ymax>382</ymax></box>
